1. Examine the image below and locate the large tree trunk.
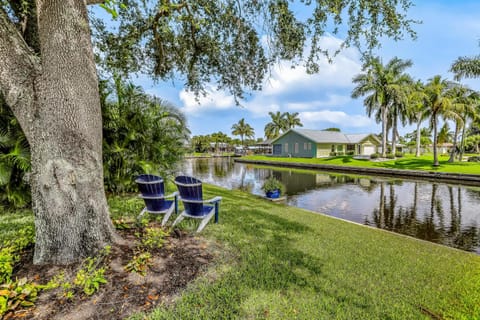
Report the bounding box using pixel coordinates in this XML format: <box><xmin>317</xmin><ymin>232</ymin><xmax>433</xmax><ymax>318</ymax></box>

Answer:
<box><xmin>0</xmin><ymin>1</ymin><xmax>117</xmax><ymax>265</ymax></box>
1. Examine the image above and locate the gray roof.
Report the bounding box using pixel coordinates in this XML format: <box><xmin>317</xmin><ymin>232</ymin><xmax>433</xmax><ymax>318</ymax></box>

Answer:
<box><xmin>275</xmin><ymin>129</ymin><xmax>379</xmax><ymax>144</ymax></box>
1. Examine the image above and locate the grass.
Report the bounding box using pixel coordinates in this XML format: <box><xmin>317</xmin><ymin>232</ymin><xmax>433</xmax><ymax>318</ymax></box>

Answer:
<box><xmin>243</xmin><ymin>154</ymin><xmax>480</xmax><ymax>175</ymax></box>
<box><xmin>2</xmin><ymin>188</ymin><xmax>479</xmax><ymax>319</ymax></box>
<box><xmin>125</xmin><ymin>185</ymin><xmax>480</xmax><ymax>320</ymax></box>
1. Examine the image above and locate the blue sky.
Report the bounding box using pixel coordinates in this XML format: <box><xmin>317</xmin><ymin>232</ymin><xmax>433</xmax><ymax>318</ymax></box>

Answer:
<box><xmin>100</xmin><ymin>1</ymin><xmax>480</xmax><ymax>139</ymax></box>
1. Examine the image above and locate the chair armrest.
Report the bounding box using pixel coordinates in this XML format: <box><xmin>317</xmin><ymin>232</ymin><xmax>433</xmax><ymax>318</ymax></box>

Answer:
<box><xmin>139</xmin><ymin>191</ymin><xmax>178</xmax><ymax>200</ymax></box>
<box><xmin>164</xmin><ymin>191</ymin><xmax>178</xmax><ymax>199</ymax></box>
<box><xmin>206</xmin><ymin>196</ymin><xmax>222</xmax><ymax>204</ymax></box>
<box><xmin>179</xmin><ymin>196</ymin><xmax>222</xmax><ymax>204</ymax></box>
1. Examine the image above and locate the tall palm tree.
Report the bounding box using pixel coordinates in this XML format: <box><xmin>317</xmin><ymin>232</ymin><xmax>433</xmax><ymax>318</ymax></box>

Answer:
<box><xmin>352</xmin><ymin>56</ymin><xmax>413</xmax><ymax>157</ymax></box>
<box><xmin>451</xmin><ymin>54</ymin><xmax>480</xmax><ymax>80</ymax></box>
<box><xmin>407</xmin><ymin>80</ymin><xmax>429</xmax><ymax>157</ymax></box>
<box><xmin>457</xmin><ymin>90</ymin><xmax>480</xmax><ymax>161</ymax></box>
<box><xmin>264</xmin><ymin>111</ymin><xmax>287</xmax><ymax>139</ymax></box>
<box><xmin>284</xmin><ymin>112</ymin><xmax>303</xmax><ymax>129</ymax></box>
<box><xmin>423</xmin><ymin>75</ymin><xmax>456</xmax><ymax>167</ymax></box>
<box><xmin>444</xmin><ymin>86</ymin><xmax>478</xmax><ymax>162</ymax></box>
<box><xmin>231</xmin><ymin>118</ymin><xmax>255</xmax><ymax>148</ymax></box>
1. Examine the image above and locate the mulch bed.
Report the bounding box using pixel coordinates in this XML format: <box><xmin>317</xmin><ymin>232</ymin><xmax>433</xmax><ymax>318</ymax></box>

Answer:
<box><xmin>8</xmin><ymin>226</ymin><xmax>215</xmax><ymax>320</ymax></box>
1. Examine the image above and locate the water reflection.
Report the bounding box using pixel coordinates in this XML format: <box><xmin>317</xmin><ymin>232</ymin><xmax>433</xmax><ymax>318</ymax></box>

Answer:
<box><xmin>179</xmin><ymin>158</ymin><xmax>480</xmax><ymax>253</ymax></box>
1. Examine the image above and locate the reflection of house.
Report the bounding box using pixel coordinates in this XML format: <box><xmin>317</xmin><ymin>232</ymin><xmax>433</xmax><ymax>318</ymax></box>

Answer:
<box><xmin>271</xmin><ymin>129</ymin><xmax>380</xmax><ymax>158</ymax></box>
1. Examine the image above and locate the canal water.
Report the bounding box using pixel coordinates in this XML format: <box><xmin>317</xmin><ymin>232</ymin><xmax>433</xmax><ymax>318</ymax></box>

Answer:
<box><xmin>180</xmin><ymin>157</ymin><xmax>480</xmax><ymax>253</ymax></box>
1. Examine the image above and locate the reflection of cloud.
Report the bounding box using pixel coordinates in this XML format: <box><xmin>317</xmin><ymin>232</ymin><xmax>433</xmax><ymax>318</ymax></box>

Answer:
<box><xmin>299</xmin><ymin>111</ymin><xmax>373</xmax><ymax>129</ymax></box>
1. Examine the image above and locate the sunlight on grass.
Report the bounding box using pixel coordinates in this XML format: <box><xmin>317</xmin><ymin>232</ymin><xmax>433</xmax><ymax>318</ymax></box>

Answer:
<box><xmin>243</xmin><ymin>154</ymin><xmax>480</xmax><ymax>175</ymax></box>
<box><xmin>123</xmin><ymin>184</ymin><xmax>480</xmax><ymax>320</ymax></box>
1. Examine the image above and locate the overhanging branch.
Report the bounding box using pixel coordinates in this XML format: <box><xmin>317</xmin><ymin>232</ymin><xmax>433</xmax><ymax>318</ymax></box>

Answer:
<box><xmin>86</xmin><ymin>0</ymin><xmax>106</xmax><ymax>5</ymax></box>
<box><xmin>0</xmin><ymin>8</ymin><xmax>40</xmax><ymax>139</ymax></box>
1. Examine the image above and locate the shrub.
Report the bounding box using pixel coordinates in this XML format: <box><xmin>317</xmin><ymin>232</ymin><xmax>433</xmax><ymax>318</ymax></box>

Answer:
<box><xmin>337</xmin><ymin>152</ymin><xmax>345</xmax><ymax>156</ymax></box>
<box><xmin>261</xmin><ymin>177</ymin><xmax>285</xmax><ymax>193</ymax></box>
<box><xmin>346</xmin><ymin>151</ymin><xmax>355</xmax><ymax>156</ymax></box>
<box><xmin>370</xmin><ymin>153</ymin><xmax>379</xmax><ymax>159</ymax></box>
<box><xmin>386</xmin><ymin>153</ymin><xmax>395</xmax><ymax>159</ymax></box>
<box><xmin>395</xmin><ymin>152</ymin><xmax>404</xmax><ymax>158</ymax></box>
<box><xmin>329</xmin><ymin>152</ymin><xmax>336</xmax><ymax>156</ymax></box>
<box><xmin>467</xmin><ymin>156</ymin><xmax>480</xmax><ymax>162</ymax></box>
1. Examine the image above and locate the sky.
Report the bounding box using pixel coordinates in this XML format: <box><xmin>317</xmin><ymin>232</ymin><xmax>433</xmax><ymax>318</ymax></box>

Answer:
<box><xmin>98</xmin><ymin>1</ymin><xmax>480</xmax><ymax>140</ymax></box>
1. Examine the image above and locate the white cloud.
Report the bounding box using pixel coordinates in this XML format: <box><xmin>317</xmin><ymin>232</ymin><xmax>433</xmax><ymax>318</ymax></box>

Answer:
<box><xmin>285</xmin><ymin>94</ymin><xmax>352</xmax><ymax>111</ymax></box>
<box><xmin>179</xmin><ymin>85</ymin><xmax>235</xmax><ymax>115</ymax></box>
<box><xmin>299</xmin><ymin>111</ymin><xmax>373</xmax><ymax>129</ymax></box>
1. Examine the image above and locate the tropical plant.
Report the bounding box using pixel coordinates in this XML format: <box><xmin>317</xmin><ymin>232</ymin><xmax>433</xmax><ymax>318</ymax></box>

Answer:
<box><xmin>423</xmin><ymin>76</ymin><xmax>456</xmax><ymax>166</ymax></box>
<box><xmin>352</xmin><ymin>57</ymin><xmax>413</xmax><ymax>157</ymax></box>
<box><xmin>264</xmin><ymin>111</ymin><xmax>287</xmax><ymax>139</ymax></box>
<box><xmin>101</xmin><ymin>77</ymin><xmax>189</xmax><ymax>193</ymax></box>
<box><xmin>231</xmin><ymin>118</ymin><xmax>255</xmax><ymax>148</ymax></box>
<box><xmin>0</xmin><ymin>96</ymin><xmax>31</xmax><ymax>208</ymax></box>
<box><xmin>406</xmin><ymin>80</ymin><xmax>429</xmax><ymax>157</ymax></box>
<box><xmin>284</xmin><ymin>112</ymin><xmax>303</xmax><ymax>130</ymax></box>
<box><xmin>261</xmin><ymin>177</ymin><xmax>285</xmax><ymax>194</ymax></box>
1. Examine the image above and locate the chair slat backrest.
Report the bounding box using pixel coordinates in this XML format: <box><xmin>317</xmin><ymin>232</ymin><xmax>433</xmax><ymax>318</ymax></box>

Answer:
<box><xmin>136</xmin><ymin>174</ymin><xmax>166</xmax><ymax>212</ymax></box>
<box><xmin>174</xmin><ymin>175</ymin><xmax>203</xmax><ymax>216</ymax></box>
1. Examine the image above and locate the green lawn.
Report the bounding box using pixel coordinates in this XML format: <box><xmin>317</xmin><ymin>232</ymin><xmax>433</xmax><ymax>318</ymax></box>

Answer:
<box><xmin>126</xmin><ymin>185</ymin><xmax>480</xmax><ymax>320</ymax></box>
<box><xmin>2</xmin><ymin>187</ymin><xmax>480</xmax><ymax>319</ymax></box>
<box><xmin>243</xmin><ymin>154</ymin><xmax>480</xmax><ymax>175</ymax></box>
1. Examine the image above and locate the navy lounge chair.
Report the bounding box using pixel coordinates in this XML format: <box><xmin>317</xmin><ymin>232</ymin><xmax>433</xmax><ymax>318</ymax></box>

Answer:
<box><xmin>173</xmin><ymin>175</ymin><xmax>222</xmax><ymax>232</ymax></box>
<box><xmin>136</xmin><ymin>174</ymin><xmax>178</xmax><ymax>226</ymax></box>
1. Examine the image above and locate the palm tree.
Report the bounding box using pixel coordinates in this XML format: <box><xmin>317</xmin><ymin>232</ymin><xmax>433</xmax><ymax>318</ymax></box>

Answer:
<box><xmin>457</xmin><ymin>90</ymin><xmax>479</xmax><ymax>161</ymax></box>
<box><xmin>231</xmin><ymin>118</ymin><xmax>255</xmax><ymax>148</ymax></box>
<box><xmin>437</xmin><ymin>122</ymin><xmax>453</xmax><ymax>145</ymax></box>
<box><xmin>407</xmin><ymin>80</ymin><xmax>429</xmax><ymax>157</ymax></box>
<box><xmin>445</xmin><ymin>86</ymin><xmax>478</xmax><ymax>162</ymax></box>
<box><xmin>451</xmin><ymin>54</ymin><xmax>480</xmax><ymax>80</ymax></box>
<box><xmin>284</xmin><ymin>112</ymin><xmax>303</xmax><ymax>129</ymax></box>
<box><xmin>352</xmin><ymin>56</ymin><xmax>413</xmax><ymax>157</ymax></box>
<box><xmin>423</xmin><ymin>75</ymin><xmax>456</xmax><ymax>167</ymax></box>
<box><xmin>264</xmin><ymin>111</ymin><xmax>287</xmax><ymax>139</ymax></box>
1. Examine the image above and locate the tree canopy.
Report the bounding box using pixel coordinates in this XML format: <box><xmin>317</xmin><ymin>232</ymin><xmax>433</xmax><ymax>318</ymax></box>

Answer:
<box><xmin>92</xmin><ymin>0</ymin><xmax>417</xmax><ymax>100</ymax></box>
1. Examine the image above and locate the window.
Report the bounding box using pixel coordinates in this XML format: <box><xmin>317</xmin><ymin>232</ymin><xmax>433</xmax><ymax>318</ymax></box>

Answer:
<box><xmin>284</xmin><ymin>143</ymin><xmax>288</xmax><ymax>153</ymax></box>
<box><xmin>331</xmin><ymin>145</ymin><xmax>335</xmax><ymax>152</ymax></box>
<box><xmin>295</xmin><ymin>143</ymin><xmax>299</xmax><ymax>153</ymax></box>
<box><xmin>304</xmin><ymin>142</ymin><xmax>307</xmax><ymax>150</ymax></box>
<box><xmin>308</xmin><ymin>143</ymin><xmax>312</xmax><ymax>150</ymax></box>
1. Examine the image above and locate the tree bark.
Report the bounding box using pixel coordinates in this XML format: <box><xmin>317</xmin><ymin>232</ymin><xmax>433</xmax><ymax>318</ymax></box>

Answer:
<box><xmin>415</xmin><ymin>120</ymin><xmax>421</xmax><ymax>157</ymax></box>
<box><xmin>448</xmin><ymin>122</ymin><xmax>460</xmax><ymax>163</ymax></box>
<box><xmin>432</xmin><ymin>115</ymin><xmax>439</xmax><ymax>167</ymax></box>
<box><xmin>0</xmin><ymin>1</ymin><xmax>118</xmax><ymax>265</ymax></box>
<box><xmin>381</xmin><ymin>105</ymin><xmax>388</xmax><ymax>157</ymax></box>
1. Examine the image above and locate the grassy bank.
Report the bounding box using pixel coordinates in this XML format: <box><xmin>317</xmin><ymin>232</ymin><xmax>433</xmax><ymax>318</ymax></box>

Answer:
<box><xmin>242</xmin><ymin>154</ymin><xmax>480</xmax><ymax>175</ymax></box>
<box><xmin>2</xmin><ymin>186</ymin><xmax>479</xmax><ymax>319</ymax></box>
<box><xmin>129</xmin><ymin>185</ymin><xmax>480</xmax><ymax>319</ymax></box>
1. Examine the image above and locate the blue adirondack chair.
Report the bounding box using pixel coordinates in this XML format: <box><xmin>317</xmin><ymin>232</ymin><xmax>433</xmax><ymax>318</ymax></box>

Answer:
<box><xmin>136</xmin><ymin>174</ymin><xmax>178</xmax><ymax>226</ymax></box>
<box><xmin>173</xmin><ymin>175</ymin><xmax>222</xmax><ymax>232</ymax></box>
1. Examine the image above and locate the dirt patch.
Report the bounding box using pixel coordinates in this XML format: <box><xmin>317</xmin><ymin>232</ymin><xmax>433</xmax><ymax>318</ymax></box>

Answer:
<box><xmin>8</xmin><ymin>226</ymin><xmax>215</xmax><ymax>320</ymax></box>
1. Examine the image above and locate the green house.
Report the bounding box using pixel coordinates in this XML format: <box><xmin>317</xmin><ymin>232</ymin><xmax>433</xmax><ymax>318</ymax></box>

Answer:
<box><xmin>271</xmin><ymin>129</ymin><xmax>380</xmax><ymax>158</ymax></box>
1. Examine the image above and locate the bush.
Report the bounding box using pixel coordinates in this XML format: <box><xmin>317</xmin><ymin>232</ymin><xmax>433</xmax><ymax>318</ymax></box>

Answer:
<box><xmin>261</xmin><ymin>177</ymin><xmax>285</xmax><ymax>193</ymax></box>
<box><xmin>386</xmin><ymin>153</ymin><xmax>395</xmax><ymax>159</ymax></box>
<box><xmin>467</xmin><ymin>156</ymin><xmax>480</xmax><ymax>162</ymax></box>
<box><xmin>346</xmin><ymin>151</ymin><xmax>355</xmax><ymax>156</ymax></box>
<box><xmin>329</xmin><ymin>152</ymin><xmax>336</xmax><ymax>156</ymax></box>
<box><xmin>370</xmin><ymin>153</ymin><xmax>379</xmax><ymax>159</ymax></box>
<box><xmin>337</xmin><ymin>152</ymin><xmax>345</xmax><ymax>156</ymax></box>
<box><xmin>395</xmin><ymin>152</ymin><xmax>404</xmax><ymax>158</ymax></box>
